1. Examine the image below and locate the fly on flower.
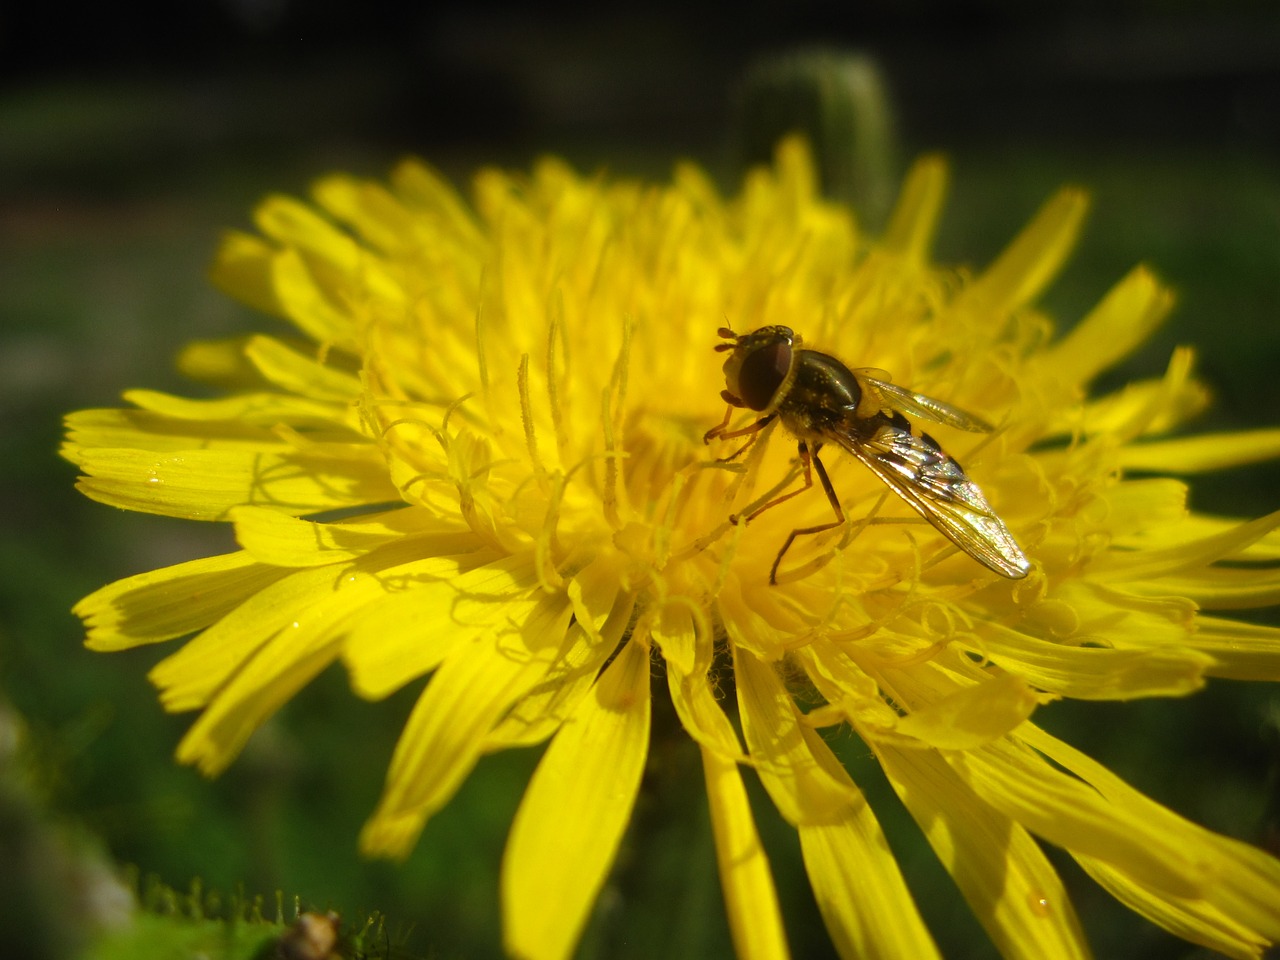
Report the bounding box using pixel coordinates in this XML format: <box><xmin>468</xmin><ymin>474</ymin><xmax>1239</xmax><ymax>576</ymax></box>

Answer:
<box><xmin>704</xmin><ymin>324</ymin><xmax>1031</xmax><ymax>582</ymax></box>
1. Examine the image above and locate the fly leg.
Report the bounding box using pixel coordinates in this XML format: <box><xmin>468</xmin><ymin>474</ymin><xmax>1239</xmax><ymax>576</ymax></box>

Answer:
<box><xmin>734</xmin><ymin>440</ymin><xmax>818</xmax><ymax>527</ymax></box>
<box><xmin>704</xmin><ymin>403</ymin><xmax>776</xmax><ymax>463</ymax></box>
<box><xmin>766</xmin><ymin>442</ymin><xmax>846</xmax><ymax>584</ymax></box>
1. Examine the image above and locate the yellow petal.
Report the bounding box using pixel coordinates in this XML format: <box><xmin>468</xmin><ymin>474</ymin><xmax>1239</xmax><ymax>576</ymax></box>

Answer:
<box><xmin>772</xmin><ymin>135</ymin><xmax>819</xmax><ymax>212</ymax></box>
<box><xmin>733</xmin><ymin>648</ymin><xmax>940</xmax><ymax>960</ymax></box>
<box><xmin>341</xmin><ymin>569</ymin><xmax>524</xmax><ymax>703</ymax></box>
<box><xmin>965</xmin><ymin>621</ymin><xmax>1209</xmax><ymax>700</ymax></box>
<box><xmin>1125</xmin><ymin>567</ymin><xmax>1280</xmax><ymax>609</ymax></box>
<box><xmin>1094</xmin><ymin>478</ymin><xmax>1189</xmax><ymax>542</ymax></box>
<box><xmin>1064</xmin><ymin>367</ymin><xmax>1210</xmax><ymax>439</ymax></box>
<box><xmin>797</xmin><ymin>726</ymin><xmax>940</xmax><ymax>960</ymax></box>
<box><xmin>950</xmin><ymin>737</ymin><xmax>1209</xmax><ymax>899</ymax></box>
<box><xmin>254</xmin><ymin>194</ymin><xmax>358</xmax><ymax>271</ymax></box>
<box><xmin>1051</xmin><ymin>580</ymin><xmax>1195</xmax><ymax>649</ymax></box>
<box><xmin>150</xmin><ymin>538</ymin><xmax>450</xmax><ymax>711</ymax></box>
<box><xmin>390</xmin><ymin>158</ymin><xmax>484</xmax><ymax>248</ymax></box>
<box><xmin>1118</xmin><ymin>513</ymin><xmax>1280</xmax><ymax>562</ymax></box>
<box><xmin>701</xmin><ymin>746</ymin><xmax>791</xmax><ymax>960</ymax></box>
<box><xmin>565</xmin><ymin>553</ymin><xmax>624</xmax><ymax>642</ymax></box>
<box><xmin>207</xmin><ymin>229</ymin><xmax>283</xmax><ymax>317</ymax></box>
<box><xmin>1023</xmin><ymin>724</ymin><xmax>1280</xmax><ymax>944</ymax></box>
<box><xmin>733</xmin><ymin>646</ymin><xmax>858</xmax><ymax>825</ymax></box>
<box><xmin>1090</xmin><ymin>508</ymin><xmax>1280</xmax><ymax>581</ymax></box>
<box><xmin>880</xmin><ymin>154</ymin><xmax>948</xmax><ymax>262</ymax></box>
<box><xmin>360</xmin><ymin>592</ymin><xmax>575</xmax><ymax>858</ymax></box>
<box><xmin>1119</xmin><ymin>429</ymin><xmax>1280</xmax><ymax>474</ymax></box>
<box><xmin>173</xmin><ymin>626</ymin><xmax>343</xmax><ymax>776</ymax></box>
<box><xmin>962</xmin><ymin>187</ymin><xmax>1089</xmax><ymax>316</ymax></box>
<box><xmin>313</xmin><ymin>174</ymin><xmax>413</xmax><ymax>254</ymax></box>
<box><xmin>71</xmin><ymin>446</ymin><xmax>398</xmax><ymax>521</ymax></box>
<box><xmin>877</xmin><ymin>743</ymin><xmax>1090</xmax><ymax>960</ymax></box>
<box><xmin>485</xmin><ymin>590</ymin><xmax>635</xmax><ymax>750</ymax></box>
<box><xmin>175</xmin><ymin>336</ymin><xmax>266</xmax><ymax>389</ymax></box>
<box><xmin>719</xmin><ymin>576</ymin><xmax>800</xmax><ymax>660</ymax></box>
<box><xmin>165</xmin><ymin>546</ymin><xmax>462</xmax><ymax>775</ymax></box>
<box><xmin>389</xmin><ymin>158</ymin><xmax>483</xmax><ymax>241</ymax></box>
<box><xmin>63</xmin><ymin>407</ymin><xmax>280</xmax><ymax>454</ymax></box>
<box><xmin>271</xmin><ymin>248</ymin><xmax>360</xmax><ymax>347</ymax></box>
<box><xmin>502</xmin><ymin>636</ymin><xmax>650</xmax><ymax>960</ymax></box>
<box><xmin>343</xmin><ymin>552</ymin><xmax>538</xmax><ymax>699</ymax></box>
<box><xmin>673</xmin><ymin>158</ymin><xmax>725</xmax><ymax>221</ymax></box>
<box><xmin>122</xmin><ymin>388</ymin><xmax>348</xmax><ymax>428</ymax></box>
<box><xmin>230</xmin><ymin>504</ymin><xmax>475</xmax><ymax>568</ymax></box>
<box><xmin>649</xmin><ymin>598</ymin><xmax>703</xmax><ymax>678</ymax></box>
<box><xmin>794</xmin><ymin>645</ymin><xmax>901</xmax><ymax>732</ymax></box>
<box><xmin>1042</xmin><ymin>266</ymin><xmax>1175</xmax><ymax>384</ymax></box>
<box><xmin>148</xmin><ymin>564</ymin><xmax>354</xmax><ymax>713</ymax></box>
<box><xmin>894</xmin><ymin>672</ymin><xmax>1043</xmax><ymax>750</ymax></box>
<box><xmin>1078</xmin><ymin>855</ymin><xmax>1268</xmax><ymax>960</ymax></box>
<box><xmin>1189</xmin><ymin>616</ymin><xmax>1280</xmax><ymax>680</ymax></box>
<box><xmin>1101</xmin><ymin>345</ymin><xmax>1200</xmax><ymax>442</ymax></box>
<box><xmin>243</xmin><ymin>335</ymin><xmax>363</xmax><ymax>403</ymax></box>
<box><xmin>666</xmin><ymin>659</ymin><xmax>745</xmax><ymax>761</ymax></box>
<box><xmin>75</xmin><ymin>551</ymin><xmax>285</xmax><ymax>650</ymax></box>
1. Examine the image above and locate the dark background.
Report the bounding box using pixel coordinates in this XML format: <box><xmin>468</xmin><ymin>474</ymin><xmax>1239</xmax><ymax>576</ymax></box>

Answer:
<box><xmin>2</xmin><ymin>3</ymin><xmax>1279</xmax><ymax>958</ymax></box>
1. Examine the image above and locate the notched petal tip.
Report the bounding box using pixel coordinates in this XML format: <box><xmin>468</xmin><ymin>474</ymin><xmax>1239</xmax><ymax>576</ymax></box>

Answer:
<box><xmin>966</xmin><ymin>185</ymin><xmax>1091</xmax><ymax>316</ymax></box>
<box><xmin>208</xmin><ymin>229</ymin><xmax>283</xmax><ymax>318</ymax></box>
<box><xmin>881</xmin><ymin>153</ymin><xmax>949</xmax><ymax>261</ymax></box>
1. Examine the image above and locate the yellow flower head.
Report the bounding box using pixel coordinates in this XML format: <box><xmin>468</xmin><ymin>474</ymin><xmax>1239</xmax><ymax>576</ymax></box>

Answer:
<box><xmin>65</xmin><ymin>139</ymin><xmax>1280</xmax><ymax>960</ymax></box>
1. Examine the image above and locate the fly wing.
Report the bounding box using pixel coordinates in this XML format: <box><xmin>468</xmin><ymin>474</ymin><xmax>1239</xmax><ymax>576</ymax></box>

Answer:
<box><xmin>835</xmin><ymin>422</ymin><xmax>1030</xmax><ymax>578</ymax></box>
<box><xmin>855</xmin><ymin>373</ymin><xmax>994</xmax><ymax>433</ymax></box>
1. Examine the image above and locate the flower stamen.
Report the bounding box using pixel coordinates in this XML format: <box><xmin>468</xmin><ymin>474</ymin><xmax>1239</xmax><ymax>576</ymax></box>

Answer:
<box><xmin>517</xmin><ymin>353</ymin><xmax>551</xmax><ymax>495</ymax></box>
<box><xmin>533</xmin><ymin>470</ymin><xmax>567</xmax><ymax>593</ymax></box>
<box><xmin>599</xmin><ymin>388</ymin><xmax>624</xmax><ymax>529</ymax></box>
<box><xmin>545</xmin><ymin>297</ymin><xmax>570</xmax><ymax>465</ymax></box>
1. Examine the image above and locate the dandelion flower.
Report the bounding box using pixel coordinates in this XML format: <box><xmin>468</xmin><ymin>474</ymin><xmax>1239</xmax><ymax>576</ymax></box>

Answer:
<box><xmin>65</xmin><ymin>139</ymin><xmax>1280</xmax><ymax>960</ymax></box>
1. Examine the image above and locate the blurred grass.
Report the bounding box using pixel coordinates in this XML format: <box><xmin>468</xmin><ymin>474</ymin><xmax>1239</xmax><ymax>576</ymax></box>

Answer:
<box><xmin>2</xmin><ymin>46</ymin><xmax>1279</xmax><ymax>960</ymax></box>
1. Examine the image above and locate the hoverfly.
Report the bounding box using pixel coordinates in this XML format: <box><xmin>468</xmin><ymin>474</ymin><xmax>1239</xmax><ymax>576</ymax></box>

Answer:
<box><xmin>704</xmin><ymin>325</ymin><xmax>1030</xmax><ymax>583</ymax></box>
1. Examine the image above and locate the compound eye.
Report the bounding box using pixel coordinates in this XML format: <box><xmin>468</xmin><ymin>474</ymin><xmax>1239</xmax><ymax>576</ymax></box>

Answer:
<box><xmin>737</xmin><ymin>339</ymin><xmax>792</xmax><ymax>411</ymax></box>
